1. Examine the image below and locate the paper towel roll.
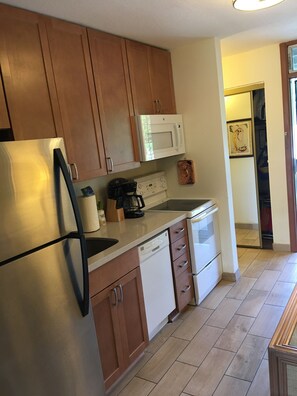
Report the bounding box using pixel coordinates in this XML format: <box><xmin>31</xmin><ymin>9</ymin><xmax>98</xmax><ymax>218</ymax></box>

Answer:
<box><xmin>78</xmin><ymin>195</ymin><xmax>100</xmax><ymax>232</ymax></box>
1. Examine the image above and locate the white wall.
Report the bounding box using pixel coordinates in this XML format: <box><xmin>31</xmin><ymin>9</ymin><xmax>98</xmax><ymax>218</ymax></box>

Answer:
<box><xmin>158</xmin><ymin>38</ymin><xmax>239</xmax><ymax>276</ymax></box>
<box><xmin>222</xmin><ymin>44</ymin><xmax>290</xmax><ymax>249</ymax></box>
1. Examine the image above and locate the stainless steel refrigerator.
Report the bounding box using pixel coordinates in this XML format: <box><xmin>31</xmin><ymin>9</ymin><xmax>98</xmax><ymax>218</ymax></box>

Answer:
<box><xmin>0</xmin><ymin>138</ymin><xmax>105</xmax><ymax>396</ymax></box>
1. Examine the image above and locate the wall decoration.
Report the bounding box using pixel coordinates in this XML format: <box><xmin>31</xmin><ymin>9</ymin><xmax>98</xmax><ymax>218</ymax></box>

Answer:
<box><xmin>177</xmin><ymin>159</ymin><xmax>196</xmax><ymax>184</ymax></box>
<box><xmin>227</xmin><ymin>119</ymin><xmax>253</xmax><ymax>157</ymax></box>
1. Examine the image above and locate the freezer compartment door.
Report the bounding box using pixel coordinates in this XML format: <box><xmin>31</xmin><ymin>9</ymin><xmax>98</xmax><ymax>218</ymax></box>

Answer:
<box><xmin>0</xmin><ymin>138</ymin><xmax>77</xmax><ymax>262</ymax></box>
<box><xmin>0</xmin><ymin>239</ymin><xmax>105</xmax><ymax>396</ymax></box>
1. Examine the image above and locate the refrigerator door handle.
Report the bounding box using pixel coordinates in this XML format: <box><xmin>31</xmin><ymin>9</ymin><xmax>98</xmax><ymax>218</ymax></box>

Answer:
<box><xmin>54</xmin><ymin>148</ymin><xmax>89</xmax><ymax>317</ymax></box>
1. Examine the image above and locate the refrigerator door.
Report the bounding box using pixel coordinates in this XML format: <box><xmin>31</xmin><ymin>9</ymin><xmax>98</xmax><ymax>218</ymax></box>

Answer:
<box><xmin>0</xmin><ymin>239</ymin><xmax>105</xmax><ymax>396</ymax></box>
<box><xmin>0</xmin><ymin>138</ymin><xmax>76</xmax><ymax>262</ymax></box>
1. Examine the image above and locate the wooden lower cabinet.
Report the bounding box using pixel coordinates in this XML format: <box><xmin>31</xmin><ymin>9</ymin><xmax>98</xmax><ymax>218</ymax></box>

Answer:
<box><xmin>90</xmin><ymin>248</ymin><xmax>148</xmax><ymax>390</ymax></box>
<box><xmin>169</xmin><ymin>220</ymin><xmax>194</xmax><ymax>312</ymax></box>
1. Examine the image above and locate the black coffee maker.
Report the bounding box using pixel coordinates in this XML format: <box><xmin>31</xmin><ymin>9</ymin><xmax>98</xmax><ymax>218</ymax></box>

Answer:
<box><xmin>107</xmin><ymin>178</ymin><xmax>145</xmax><ymax>218</ymax></box>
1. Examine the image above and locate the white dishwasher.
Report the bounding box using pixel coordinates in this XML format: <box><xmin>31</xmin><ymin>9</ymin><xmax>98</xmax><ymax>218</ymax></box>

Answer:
<box><xmin>138</xmin><ymin>230</ymin><xmax>176</xmax><ymax>340</ymax></box>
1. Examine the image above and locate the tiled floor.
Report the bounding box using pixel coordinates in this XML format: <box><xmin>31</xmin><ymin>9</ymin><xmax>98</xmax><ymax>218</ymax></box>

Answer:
<box><xmin>235</xmin><ymin>227</ymin><xmax>260</xmax><ymax>247</ymax></box>
<box><xmin>109</xmin><ymin>248</ymin><xmax>297</xmax><ymax>396</ymax></box>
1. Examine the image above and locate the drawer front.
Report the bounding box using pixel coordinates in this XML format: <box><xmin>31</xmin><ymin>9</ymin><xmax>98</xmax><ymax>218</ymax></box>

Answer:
<box><xmin>169</xmin><ymin>220</ymin><xmax>187</xmax><ymax>244</ymax></box>
<box><xmin>172</xmin><ymin>251</ymin><xmax>191</xmax><ymax>278</ymax></box>
<box><xmin>171</xmin><ymin>235</ymin><xmax>188</xmax><ymax>261</ymax></box>
<box><xmin>175</xmin><ymin>270</ymin><xmax>194</xmax><ymax>312</ymax></box>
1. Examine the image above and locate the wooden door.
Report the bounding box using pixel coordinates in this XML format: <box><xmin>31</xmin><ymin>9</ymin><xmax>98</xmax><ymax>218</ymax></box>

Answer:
<box><xmin>126</xmin><ymin>40</ymin><xmax>155</xmax><ymax>115</ymax></box>
<box><xmin>91</xmin><ymin>284</ymin><xmax>124</xmax><ymax>389</ymax></box>
<box><xmin>45</xmin><ymin>18</ymin><xmax>107</xmax><ymax>180</ymax></box>
<box><xmin>0</xmin><ymin>4</ymin><xmax>61</xmax><ymax>140</ymax></box>
<box><xmin>149</xmin><ymin>46</ymin><xmax>176</xmax><ymax>114</ymax></box>
<box><xmin>118</xmin><ymin>267</ymin><xmax>148</xmax><ymax>367</ymax></box>
<box><xmin>88</xmin><ymin>30</ymin><xmax>139</xmax><ymax>173</ymax></box>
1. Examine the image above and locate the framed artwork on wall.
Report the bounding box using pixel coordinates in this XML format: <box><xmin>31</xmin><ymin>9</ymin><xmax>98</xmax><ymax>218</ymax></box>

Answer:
<box><xmin>227</xmin><ymin>119</ymin><xmax>253</xmax><ymax>158</ymax></box>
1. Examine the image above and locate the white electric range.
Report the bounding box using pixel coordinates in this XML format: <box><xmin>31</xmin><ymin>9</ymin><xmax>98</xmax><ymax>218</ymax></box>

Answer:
<box><xmin>135</xmin><ymin>172</ymin><xmax>222</xmax><ymax>305</ymax></box>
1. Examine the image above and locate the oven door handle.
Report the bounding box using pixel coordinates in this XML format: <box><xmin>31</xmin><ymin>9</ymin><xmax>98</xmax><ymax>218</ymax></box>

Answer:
<box><xmin>191</xmin><ymin>206</ymin><xmax>218</xmax><ymax>223</ymax></box>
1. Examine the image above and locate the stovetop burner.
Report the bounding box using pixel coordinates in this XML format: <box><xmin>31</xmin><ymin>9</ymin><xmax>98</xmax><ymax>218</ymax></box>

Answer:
<box><xmin>147</xmin><ymin>198</ymin><xmax>215</xmax><ymax>218</ymax></box>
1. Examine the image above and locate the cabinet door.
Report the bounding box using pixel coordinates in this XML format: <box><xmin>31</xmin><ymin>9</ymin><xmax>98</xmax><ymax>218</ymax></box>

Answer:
<box><xmin>149</xmin><ymin>46</ymin><xmax>176</xmax><ymax>114</ymax></box>
<box><xmin>88</xmin><ymin>30</ymin><xmax>140</xmax><ymax>173</ymax></box>
<box><xmin>118</xmin><ymin>267</ymin><xmax>148</xmax><ymax>367</ymax></box>
<box><xmin>45</xmin><ymin>18</ymin><xmax>107</xmax><ymax>181</ymax></box>
<box><xmin>126</xmin><ymin>40</ymin><xmax>155</xmax><ymax>115</ymax></box>
<box><xmin>0</xmin><ymin>4</ymin><xmax>62</xmax><ymax>140</ymax></box>
<box><xmin>91</xmin><ymin>285</ymin><xmax>124</xmax><ymax>389</ymax></box>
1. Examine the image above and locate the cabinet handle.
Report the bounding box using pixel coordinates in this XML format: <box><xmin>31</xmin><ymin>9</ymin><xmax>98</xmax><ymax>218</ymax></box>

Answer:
<box><xmin>157</xmin><ymin>99</ymin><xmax>162</xmax><ymax>113</ymax></box>
<box><xmin>177</xmin><ymin>244</ymin><xmax>187</xmax><ymax>251</ymax></box>
<box><xmin>112</xmin><ymin>287</ymin><xmax>118</xmax><ymax>306</ymax></box>
<box><xmin>181</xmin><ymin>285</ymin><xmax>191</xmax><ymax>293</ymax></box>
<box><xmin>178</xmin><ymin>260</ymin><xmax>188</xmax><ymax>268</ymax></box>
<box><xmin>175</xmin><ymin>227</ymin><xmax>185</xmax><ymax>234</ymax></box>
<box><xmin>69</xmin><ymin>163</ymin><xmax>79</xmax><ymax>180</ymax></box>
<box><xmin>117</xmin><ymin>284</ymin><xmax>123</xmax><ymax>303</ymax></box>
<box><xmin>106</xmin><ymin>157</ymin><xmax>114</xmax><ymax>172</ymax></box>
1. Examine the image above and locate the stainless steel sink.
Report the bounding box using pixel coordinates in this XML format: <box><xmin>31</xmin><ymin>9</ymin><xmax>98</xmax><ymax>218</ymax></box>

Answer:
<box><xmin>85</xmin><ymin>237</ymin><xmax>118</xmax><ymax>258</ymax></box>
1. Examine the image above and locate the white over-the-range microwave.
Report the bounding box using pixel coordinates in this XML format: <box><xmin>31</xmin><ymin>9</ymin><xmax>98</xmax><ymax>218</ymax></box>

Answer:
<box><xmin>135</xmin><ymin>114</ymin><xmax>186</xmax><ymax>161</ymax></box>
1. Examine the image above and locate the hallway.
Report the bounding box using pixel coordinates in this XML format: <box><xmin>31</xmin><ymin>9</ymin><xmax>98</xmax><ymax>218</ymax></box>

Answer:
<box><xmin>109</xmin><ymin>248</ymin><xmax>297</xmax><ymax>396</ymax></box>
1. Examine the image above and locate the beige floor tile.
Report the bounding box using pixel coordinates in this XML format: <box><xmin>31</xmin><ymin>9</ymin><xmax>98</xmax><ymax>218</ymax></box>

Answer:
<box><xmin>118</xmin><ymin>377</ymin><xmax>155</xmax><ymax>396</ymax></box>
<box><xmin>249</xmin><ymin>304</ymin><xmax>284</xmax><ymax>338</ymax></box>
<box><xmin>109</xmin><ymin>352</ymin><xmax>153</xmax><ymax>396</ymax></box>
<box><xmin>236</xmin><ymin>289</ymin><xmax>269</xmax><ymax>317</ymax></box>
<box><xmin>247</xmin><ymin>359</ymin><xmax>270</xmax><ymax>396</ymax></box>
<box><xmin>226</xmin><ymin>334</ymin><xmax>270</xmax><ymax>382</ymax></box>
<box><xmin>173</xmin><ymin>306</ymin><xmax>213</xmax><ymax>341</ymax></box>
<box><xmin>278</xmin><ymin>262</ymin><xmax>297</xmax><ymax>282</ymax></box>
<box><xmin>148</xmin><ymin>361</ymin><xmax>196</xmax><ymax>396</ymax></box>
<box><xmin>184</xmin><ymin>348</ymin><xmax>234</xmax><ymax>396</ymax></box>
<box><xmin>213</xmin><ymin>375</ymin><xmax>250</xmax><ymax>396</ymax></box>
<box><xmin>265</xmin><ymin>281</ymin><xmax>295</xmax><ymax>307</ymax></box>
<box><xmin>237</xmin><ymin>247</ymin><xmax>248</xmax><ymax>258</ymax></box>
<box><xmin>243</xmin><ymin>258</ymin><xmax>269</xmax><ymax>278</ymax></box>
<box><xmin>287</xmin><ymin>252</ymin><xmax>297</xmax><ymax>263</ymax></box>
<box><xmin>252</xmin><ymin>270</ymin><xmax>280</xmax><ymax>292</ymax></box>
<box><xmin>265</xmin><ymin>252</ymin><xmax>289</xmax><ymax>271</ymax></box>
<box><xmin>238</xmin><ymin>249</ymin><xmax>261</xmax><ymax>274</ymax></box>
<box><xmin>227</xmin><ymin>277</ymin><xmax>257</xmax><ymax>300</ymax></box>
<box><xmin>146</xmin><ymin>319</ymin><xmax>183</xmax><ymax>354</ymax></box>
<box><xmin>206</xmin><ymin>298</ymin><xmax>242</xmax><ymax>329</ymax></box>
<box><xmin>215</xmin><ymin>315</ymin><xmax>255</xmax><ymax>353</ymax></box>
<box><xmin>199</xmin><ymin>280</ymin><xmax>234</xmax><ymax>310</ymax></box>
<box><xmin>137</xmin><ymin>337</ymin><xmax>188</xmax><ymax>383</ymax></box>
<box><xmin>178</xmin><ymin>325</ymin><xmax>223</xmax><ymax>366</ymax></box>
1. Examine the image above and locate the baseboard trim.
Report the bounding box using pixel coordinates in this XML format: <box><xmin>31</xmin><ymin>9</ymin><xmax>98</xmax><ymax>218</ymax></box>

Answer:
<box><xmin>272</xmin><ymin>243</ymin><xmax>290</xmax><ymax>252</ymax></box>
<box><xmin>222</xmin><ymin>269</ymin><xmax>241</xmax><ymax>282</ymax></box>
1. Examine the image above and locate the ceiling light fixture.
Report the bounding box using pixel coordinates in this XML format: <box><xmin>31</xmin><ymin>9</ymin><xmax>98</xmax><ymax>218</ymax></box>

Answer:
<box><xmin>233</xmin><ymin>0</ymin><xmax>285</xmax><ymax>11</ymax></box>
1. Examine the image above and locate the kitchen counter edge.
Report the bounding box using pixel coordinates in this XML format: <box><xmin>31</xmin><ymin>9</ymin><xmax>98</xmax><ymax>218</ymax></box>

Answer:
<box><xmin>87</xmin><ymin>211</ymin><xmax>186</xmax><ymax>272</ymax></box>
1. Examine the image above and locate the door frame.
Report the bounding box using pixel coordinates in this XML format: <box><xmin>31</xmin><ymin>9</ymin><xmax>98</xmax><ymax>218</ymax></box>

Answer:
<box><xmin>280</xmin><ymin>40</ymin><xmax>297</xmax><ymax>252</ymax></box>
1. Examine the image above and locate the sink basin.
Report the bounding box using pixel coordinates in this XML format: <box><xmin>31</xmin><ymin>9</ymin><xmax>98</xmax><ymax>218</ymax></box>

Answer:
<box><xmin>85</xmin><ymin>237</ymin><xmax>119</xmax><ymax>258</ymax></box>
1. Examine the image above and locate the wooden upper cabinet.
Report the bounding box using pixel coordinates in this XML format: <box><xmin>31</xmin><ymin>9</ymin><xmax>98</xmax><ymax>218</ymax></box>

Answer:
<box><xmin>149</xmin><ymin>46</ymin><xmax>176</xmax><ymax>114</ymax></box>
<box><xmin>0</xmin><ymin>4</ymin><xmax>61</xmax><ymax>140</ymax></box>
<box><xmin>44</xmin><ymin>18</ymin><xmax>107</xmax><ymax>181</ymax></box>
<box><xmin>88</xmin><ymin>30</ymin><xmax>140</xmax><ymax>173</ymax></box>
<box><xmin>126</xmin><ymin>40</ymin><xmax>176</xmax><ymax>115</ymax></box>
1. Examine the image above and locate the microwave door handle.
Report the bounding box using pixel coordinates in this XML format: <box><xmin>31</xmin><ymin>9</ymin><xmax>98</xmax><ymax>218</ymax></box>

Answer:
<box><xmin>174</xmin><ymin>123</ymin><xmax>181</xmax><ymax>150</ymax></box>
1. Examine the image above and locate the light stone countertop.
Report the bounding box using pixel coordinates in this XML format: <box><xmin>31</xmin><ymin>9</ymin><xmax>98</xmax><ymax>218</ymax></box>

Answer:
<box><xmin>87</xmin><ymin>211</ymin><xmax>186</xmax><ymax>272</ymax></box>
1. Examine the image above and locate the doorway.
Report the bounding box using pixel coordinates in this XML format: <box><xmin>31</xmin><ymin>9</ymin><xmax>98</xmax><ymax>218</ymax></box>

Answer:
<box><xmin>225</xmin><ymin>85</ymin><xmax>273</xmax><ymax>249</ymax></box>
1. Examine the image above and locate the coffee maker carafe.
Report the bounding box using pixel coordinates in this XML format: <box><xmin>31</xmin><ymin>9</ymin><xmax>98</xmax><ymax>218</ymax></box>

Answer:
<box><xmin>122</xmin><ymin>180</ymin><xmax>145</xmax><ymax>218</ymax></box>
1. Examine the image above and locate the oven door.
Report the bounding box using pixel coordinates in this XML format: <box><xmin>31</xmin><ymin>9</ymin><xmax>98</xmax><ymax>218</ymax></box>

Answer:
<box><xmin>187</xmin><ymin>205</ymin><xmax>221</xmax><ymax>274</ymax></box>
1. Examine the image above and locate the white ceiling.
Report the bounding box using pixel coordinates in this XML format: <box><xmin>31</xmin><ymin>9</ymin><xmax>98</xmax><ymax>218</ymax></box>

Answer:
<box><xmin>3</xmin><ymin>0</ymin><xmax>297</xmax><ymax>56</ymax></box>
